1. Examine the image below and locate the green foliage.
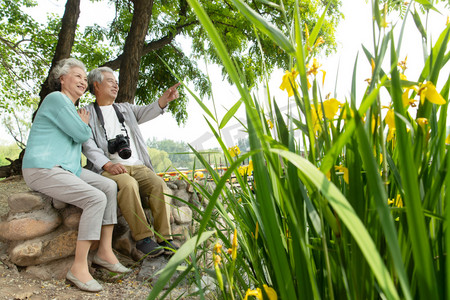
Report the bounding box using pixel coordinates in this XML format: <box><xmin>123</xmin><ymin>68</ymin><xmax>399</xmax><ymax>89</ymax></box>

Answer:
<box><xmin>147</xmin><ymin>137</ymin><xmax>225</xmax><ymax>171</ymax></box>
<box><xmin>147</xmin><ymin>138</ymin><xmax>193</xmax><ymax>169</ymax></box>
<box><xmin>148</xmin><ymin>148</ymin><xmax>172</xmax><ymax>172</ymax></box>
<box><xmin>137</xmin><ymin>47</ymin><xmax>209</xmax><ymax>125</ymax></box>
<box><xmin>0</xmin><ymin>0</ymin><xmax>54</xmax><ymax>111</ymax></box>
<box><xmin>149</xmin><ymin>0</ymin><xmax>450</xmax><ymax>299</ymax></box>
<box><xmin>0</xmin><ymin>143</ymin><xmax>22</xmax><ymax>165</ymax></box>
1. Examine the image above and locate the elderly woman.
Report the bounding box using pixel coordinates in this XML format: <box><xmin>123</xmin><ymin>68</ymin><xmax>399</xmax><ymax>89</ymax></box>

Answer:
<box><xmin>22</xmin><ymin>58</ymin><xmax>130</xmax><ymax>293</ymax></box>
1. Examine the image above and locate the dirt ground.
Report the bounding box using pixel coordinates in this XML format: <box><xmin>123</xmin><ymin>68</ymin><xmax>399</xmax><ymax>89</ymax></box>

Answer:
<box><xmin>0</xmin><ymin>176</ymin><xmax>192</xmax><ymax>300</ymax></box>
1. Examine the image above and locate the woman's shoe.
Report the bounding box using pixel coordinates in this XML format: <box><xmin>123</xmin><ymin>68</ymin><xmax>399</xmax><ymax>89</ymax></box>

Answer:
<box><xmin>66</xmin><ymin>270</ymin><xmax>103</xmax><ymax>292</ymax></box>
<box><xmin>92</xmin><ymin>255</ymin><xmax>132</xmax><ymax>274</ymax></box>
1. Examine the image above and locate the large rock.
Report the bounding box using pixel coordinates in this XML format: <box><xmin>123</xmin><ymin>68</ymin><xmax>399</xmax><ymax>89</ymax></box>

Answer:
<box><xmin>60</xmin><ymin>206</ymin><xmax>82</xmax><ymax>229</ymax></box>
<box><xmin>0</xmin><ymin>209</ymin><xmax>62</xmax><ymax>241</ymax></box>
<box><xmin>2</xmin><ymin>177</ymin><xmax>202</xmax><ymax>280</ymax></box>
<box><xmin>171</xmin><ymin>224</ymin><xmax>189</xmax><ymax>243</ymax></box>
<box><xmin>172</xmin><ymin>206</ymin><xmax>192</xmax><ymax>224</ymax></box>
<box><xmin>7</xmin><ymin>192</ymin><xmax>47</xmax><ymax>214</ymax></box>
<box><xmin>173</xmin><ymin>179</ymin><xmax>187</xmax><ymax>190</ymax></box>
<box><xmin>25</xmin><ymin>256</ymin><xmax>74</xmax><ymax>280</ymax></box>
<box><xmin>10</xmin><ymin>228</ymin><xmax>77</xmax><ymax>266</ymax></box>
<box><xmin>173</xmin><ymin>189</ymin><xmax>190</xmax><ymax>206</ymax></box>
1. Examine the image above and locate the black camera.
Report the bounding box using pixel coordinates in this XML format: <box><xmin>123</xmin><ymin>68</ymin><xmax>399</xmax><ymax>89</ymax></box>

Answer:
<box><xmin>107</xmin><ymin>134</ymin><xmax>132</xmax><ymax>159</ymax></box>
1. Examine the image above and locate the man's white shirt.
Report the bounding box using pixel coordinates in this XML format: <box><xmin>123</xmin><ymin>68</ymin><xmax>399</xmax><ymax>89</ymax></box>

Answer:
<box><xmin>99</xmin><ymin>105</ymin><xmax>142</xmax><ymax>166</ymax></box>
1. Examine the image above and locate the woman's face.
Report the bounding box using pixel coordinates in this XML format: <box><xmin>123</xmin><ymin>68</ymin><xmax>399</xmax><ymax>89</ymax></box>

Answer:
<box><xmin>60</xmin><ymin>66</ymin><xmax>88</xmax><ymax>103</ymax></box>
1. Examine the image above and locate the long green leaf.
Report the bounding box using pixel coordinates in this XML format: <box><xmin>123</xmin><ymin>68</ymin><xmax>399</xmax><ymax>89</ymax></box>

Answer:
<box><xmin>230</xmin><ymin>0</ymin><xmax>295</xmax><ymax>55</ymax></box>
<box><xmin>248</xmin><ymin>115</ymin><xmax>296</xmax><ymax>299</ymax></box>
<box><xmin>414</xmin><ymin>0</ymin><xmax>440</xmax><ymax>12</ymax></box>
<box><xmin>219</xmin><ymin>98</ymin><xmax>242</xmax><ymax>129</ymax></box>
<box><xmin>411</xmin><ymin>9</ymin><xmax>427</xmax><ymax>40</ymax></box>
<box><xmin>270</xmin><ymin>148</ymin><xmax>400</xmax><ymax>300</ymax></box>
<box><xmin>307</xmin><ymin>4</ymin><xmax>330</xmax><ymax>47</ymax></box>
<box><xmin>147</xmin><ymin>230</ymin><xmax>215</xmax><ymax>300</ymax></box>
<box><xmin>389</xmin><ymin>33</ymin><xmax>439</xmax><ymax>299</ymax></box>
<box><xmin>354</xmin><ymin>112</ymin><xmax>412</xmax><ymax>300</ymax></box>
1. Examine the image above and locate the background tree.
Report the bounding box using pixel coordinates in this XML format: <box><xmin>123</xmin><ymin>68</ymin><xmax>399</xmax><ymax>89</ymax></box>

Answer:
<box><xmin>3</xmin><ymin>0</ymin><xmax>344</xmax><ymax>123</ymax></box>
<box><xmin>237</xmin><ymin>136</ymin><xmax>250</xmax><ymax>152</ymax></box>
<box><xmin>93</xmin><ymin>0</ymin><xmax>344</xmax><ymax>124</ymax></box>
<box><xmin>147</xmin><ymin>148</ymin><xmax>172</xmax><ymax>172</ymax></box>
<box><xmin>147</xmin><ymin>138</ymin><xmax>196</xmax><ymax>170</ymax></box>
<box><xmin>147</xmin><ymin>138</ymin><xmax>229</xmax><ymax>171</ymax></box>
<box><xmin>0</xmin><ymin>0</ymin><xmax>54</xmax><ymax>111</ymax></box>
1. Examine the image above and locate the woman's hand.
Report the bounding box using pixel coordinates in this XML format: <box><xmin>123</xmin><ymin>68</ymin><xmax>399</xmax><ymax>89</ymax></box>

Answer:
<box><xmin>77</xmin><ymin>108</ymin><xmax>90</xmax><ymax>125</ymax></box>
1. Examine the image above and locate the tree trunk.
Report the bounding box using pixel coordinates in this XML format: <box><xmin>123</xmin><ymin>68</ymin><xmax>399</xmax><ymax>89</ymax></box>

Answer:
<box><xmin>38</xmin><ymin>0</ymin><xmax>81</xmax><ymax>102</ymax></box>
<box><xmin>102</xmin><ymin>0</ymin><xmax>190</xmax><ymax>77</ymax></box>
<box><xmin>116</xmin><ymin>0</ymin><xmax>154</xmax><ymax>104</ymax></box>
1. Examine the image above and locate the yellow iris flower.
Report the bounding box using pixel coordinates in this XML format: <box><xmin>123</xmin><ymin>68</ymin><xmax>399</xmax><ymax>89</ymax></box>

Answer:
<box><xmin>307</xmin><ymin>58</ymin><xmax>322</xmax><ymax>76</ymax></box>
<box><xmin>310</xmin><ymin>98</ymin><xmax>343</xmax><ymax>135</ymax></box>
<box><xmin>388</xmin><ymin>194</ymin><xmax>403</xmax><ymax>208</ymax></box>
<box><xmin>247</xmin><ymin>160</ymin><xmax>253</xmax><ymax>175</ymax></box>
<box><xmin>446</xmin><ymin>134</ymin><xmax>450</xmax><ymax>145</ymax></box>
<box><xmin>398</xmin><ymin>56</ymin><xmax>408</xmax><ymax>72</ymax></box>
<box><xmin>335</xmin><ymin>165</ymin><xmax>349</xmax><ymax>184</ymax></box>
<box><xmin>314</xmin><ymin>36</ymin><xmax>325</xmax><ymax>48</ymax></box>
<box><xmin>254</xmin><ymin>222</ymin><xmax>259</xmax><ymax>240</ymax></box>
<box><xmin>402</xmin><ymin>87</ymin><xmax>418</xmax><ymax>108</ymax></box>
<box><xmin>279</xmin><ymin>69</ymin><xmax>299</xmax><ymax>97</ymax></box>
<box><xmin>213</xmin><ymin>242</ymin><xmax>222</xmax><ymax>254</ymax></box>
<box><xmin>416</xmin><ymin>118</ymin><xmax>428</xmax><ymax>130</ymax></box>
<box><xmin>387</xmin><ymin>128</ymin><xmax>396</xmax><ymax>143</ymax></box>
<box><xmin>321</xmin><ymin>69</ymin><xmax>327</xmax><ymax>86</ymax></box>
<box><xmin>323</xmin><ymin>98</ymin><xmax>342</xmax><ymax>120</ymax></box>
<box><xmin>371</xmin><ymin>114</ymin><xmax>381</xmax><ymax>133</ymax></box>
<box><xmin>228</xmin><ymin>145</ymin><xmax>241</xmax><ymax>157</ymax></box>
<box><xmin>231</xmin><ymin>228</ymin><xmax>238</xmax><ymax>261</ymax></box>
<box><xmin>418</xmin><ymin>82</ymin><xmax>446</xmax><ymax>105</ymax></box>
<box><xmin>244</xmin><ymin>285</ymin><xmax>278</xmax><ymax>300</ymax></box>
<box><xmin>384</xmin><ymin>108</ymin><xmax>395</xmax><ymax>129</ymax></box>
<box><xmin>238</xmin><ymin>161</ymin><xmax>253</xmax><ymax>177</ymax></box>
<box><xmin>213</xmin><ymin>252</ymin><xmax>224</xmax><ymax>290</ymax></box>
<box><xmin>384</xmin><ymin>108</ymin><xmax>396</xmax><ymax>142</ymax></box>
<box><xmin>311</xmin><ymin>106</ymin><xmax>322</xmax><ymax>134</ymax></box>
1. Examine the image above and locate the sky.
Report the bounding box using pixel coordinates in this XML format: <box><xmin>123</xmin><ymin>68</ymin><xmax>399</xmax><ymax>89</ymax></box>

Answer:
<box><xmin>1</xmin><ymin>0</ymin><xmax>449</xmax><ymax>149</ymax></box>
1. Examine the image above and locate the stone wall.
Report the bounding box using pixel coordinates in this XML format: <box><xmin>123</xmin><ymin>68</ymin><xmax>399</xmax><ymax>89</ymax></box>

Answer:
<box><xmin>0</xmin><ymin>178</ymin><xmax>209</xmax><ymax>281</ymax></box>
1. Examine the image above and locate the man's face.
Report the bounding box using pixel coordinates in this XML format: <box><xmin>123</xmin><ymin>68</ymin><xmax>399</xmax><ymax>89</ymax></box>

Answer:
<box><xmin>96</xmin><ymin>72</ymin><xmax>119</xmax><ymax>101</ymax></box>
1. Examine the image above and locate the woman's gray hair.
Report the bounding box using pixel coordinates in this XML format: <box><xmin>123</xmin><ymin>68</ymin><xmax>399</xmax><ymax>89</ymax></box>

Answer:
<box><xmin>88</xmin><ymin>67</ymin><xmax>115</xmax><ymax>95</ymax></box>
<box><xmin>49</xmin><ymin>58</ymin><xmax>86</xmax><ymax>92</ymax></box>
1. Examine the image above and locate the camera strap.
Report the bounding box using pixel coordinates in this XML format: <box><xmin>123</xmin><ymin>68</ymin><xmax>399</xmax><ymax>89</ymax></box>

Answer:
<box><xmin>93</xmin><ymin>102</ymin><xmax>129</xmax><ymax>141</ymax></box>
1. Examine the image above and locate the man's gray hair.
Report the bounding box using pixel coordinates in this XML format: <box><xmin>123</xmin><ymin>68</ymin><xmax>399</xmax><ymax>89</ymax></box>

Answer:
<box><xmin>88</xmin><ymin>66</ymin><xmax>115</xmax><ymax>95</ymax></box>
<box><xmin>49</xmin><ymin>58</ymin><xmax>86</xmax><ymax>92</ymax></box>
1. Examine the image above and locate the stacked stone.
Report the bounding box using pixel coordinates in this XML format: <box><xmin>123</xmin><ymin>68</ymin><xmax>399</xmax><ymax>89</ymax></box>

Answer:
<box><xmin>0</xmin><ymin>178</ymin><xmax>209</xmax><ymax>281</ymax></box>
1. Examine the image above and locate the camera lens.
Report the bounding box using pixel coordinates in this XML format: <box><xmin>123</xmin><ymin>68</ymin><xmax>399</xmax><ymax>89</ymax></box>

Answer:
<box><xmin>118</xmin><ymin>147</ymin><xmax>132</xmax><ymax>159</ymax></box>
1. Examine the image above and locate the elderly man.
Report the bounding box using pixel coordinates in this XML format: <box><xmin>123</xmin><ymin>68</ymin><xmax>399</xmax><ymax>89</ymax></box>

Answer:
<box><xmin>82</xmin><ymin>66</ymin><xmax>180</xmax><ymax>257</ymax></box>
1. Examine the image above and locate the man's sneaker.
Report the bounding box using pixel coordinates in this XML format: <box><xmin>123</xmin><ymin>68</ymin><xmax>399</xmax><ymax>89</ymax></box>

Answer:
<box><xmin>158</xmin><ymin>240</ymin><xmax>179</xmax><ymax>255</ymax></box>
<box><xmin>136</xmin><ymin>237</ymin><xmax>164</xmax><ymax>257</ymax></box>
